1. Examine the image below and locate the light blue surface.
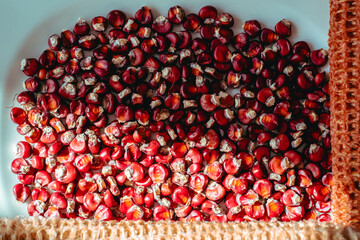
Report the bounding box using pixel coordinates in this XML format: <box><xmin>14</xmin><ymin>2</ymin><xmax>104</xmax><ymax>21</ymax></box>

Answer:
<box><xmin>0</xmin><ymin>0</ymin><xmax>329</xmax><ymax>217</ymax></box>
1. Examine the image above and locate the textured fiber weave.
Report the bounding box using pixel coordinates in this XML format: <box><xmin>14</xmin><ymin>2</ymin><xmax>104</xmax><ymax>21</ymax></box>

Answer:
<box><xmin>329</xmin><ymin>0</ymin><xmax>360</xmax><ymax>229</ymax></box>
<box><xmin>0</xmin><ymin>217</ymin><xmax>359</xmax><ymax>240</ymax></box>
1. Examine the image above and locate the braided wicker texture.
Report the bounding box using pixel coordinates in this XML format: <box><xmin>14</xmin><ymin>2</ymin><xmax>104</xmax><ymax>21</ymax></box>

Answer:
<box><xmin>0</xmin><ymin>217</ymin><xmax>359</xmax><ymax>240</ymax></box>
<box><xmin>329</xmin><ymin>0</ymin><xmax>360</xmax><ymax>229</ymax></box>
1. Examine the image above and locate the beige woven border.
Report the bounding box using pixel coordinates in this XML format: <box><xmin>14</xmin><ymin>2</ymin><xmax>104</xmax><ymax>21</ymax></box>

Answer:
<box><xmin>329</xmin><ymin>0</ymin><xmax>360</xmax><ymax>229</ymax></box>
<box><xmin>0</xmin><ymin>217</ymin><xmax>359</xmax><ymax>240</ymax></box>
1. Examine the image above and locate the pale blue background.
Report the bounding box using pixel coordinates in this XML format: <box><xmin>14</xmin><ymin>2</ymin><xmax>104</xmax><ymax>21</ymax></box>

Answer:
<box><xmin>0</xmin><ymin>0</ymin><xmax>329</xmax><ymax>217</ymax></box>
